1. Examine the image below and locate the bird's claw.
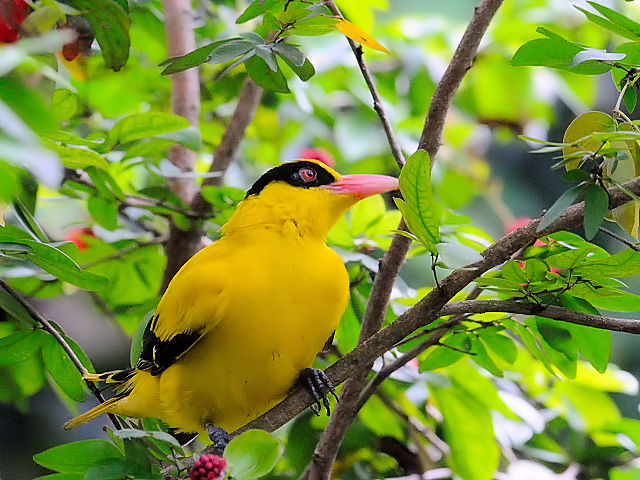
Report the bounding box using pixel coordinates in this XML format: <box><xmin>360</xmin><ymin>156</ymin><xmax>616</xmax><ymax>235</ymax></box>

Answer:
<box><xmin>205</xmin><ymin>423</ymin><xmax>231</xmax><ymax>451</ymax></box>
<box><xmin>299</xmin><ymin>368</ymin><xmax>338</xmax><ymax>417</ymax></box>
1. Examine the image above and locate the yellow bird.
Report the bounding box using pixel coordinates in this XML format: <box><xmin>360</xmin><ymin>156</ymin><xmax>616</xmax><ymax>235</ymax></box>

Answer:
<box><xmin>64</xmin><ymin>159</ymin><xmax>398</xmax><ymax>445</ymax></box>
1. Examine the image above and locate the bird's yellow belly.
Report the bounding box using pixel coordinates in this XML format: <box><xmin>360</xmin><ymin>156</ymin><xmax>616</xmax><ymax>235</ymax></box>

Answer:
<box><xmin>157</xmin><ymin>242</ymin><xmax>348</xmax><ymax>434</ymax></box>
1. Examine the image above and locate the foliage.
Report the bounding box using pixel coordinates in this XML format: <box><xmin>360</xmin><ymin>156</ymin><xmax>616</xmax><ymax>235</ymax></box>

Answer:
<box><xmin>1</xmin><ymin>1</ymin><xmax>640</xmax><ymax>480</ymax></box>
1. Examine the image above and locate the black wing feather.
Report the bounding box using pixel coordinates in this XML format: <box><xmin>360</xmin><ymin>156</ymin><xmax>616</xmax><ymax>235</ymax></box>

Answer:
<box><xmin>137</xmin><ymin>314</ymin><xmax>203</xmax><ymax>376</ymax></box>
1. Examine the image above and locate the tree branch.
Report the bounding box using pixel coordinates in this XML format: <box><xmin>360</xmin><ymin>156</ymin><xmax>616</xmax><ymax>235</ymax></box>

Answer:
<box><xmin>440</xmin><ymin>299</ymin><xmax>640</xmax><ymax>333</ymax></box>
<box><xmin>0</xmin><ymin>279</ymin><xmax>122</xmax><ymax>430</ymax></box>
<box><xmin>303</xmin><ymin>1</ymin><xmax>504</xmax><ymax>477</ymax></box>
<box><xmin>162</xmin><ymin>0</ymin><xmax>200</xmax><ymax>203</ymax></box>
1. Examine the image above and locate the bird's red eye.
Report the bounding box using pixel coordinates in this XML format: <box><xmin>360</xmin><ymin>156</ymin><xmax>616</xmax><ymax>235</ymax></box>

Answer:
<box><xmin>299</xmin><ymin>167</ymin><xmax>317</xmax><ymax>182</ymax></box>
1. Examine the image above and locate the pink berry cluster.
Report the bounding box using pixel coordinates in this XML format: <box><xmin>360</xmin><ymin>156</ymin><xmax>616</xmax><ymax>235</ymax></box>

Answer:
<box><xmin>189</xmin><ymin>454</ymin><xmax>227</xmax><ymax>480</ymax></box>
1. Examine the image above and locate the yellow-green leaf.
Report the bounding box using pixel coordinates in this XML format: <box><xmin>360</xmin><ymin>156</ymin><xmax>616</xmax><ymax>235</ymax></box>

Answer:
<box><xmin>335</xmin><ymin>19</ymin><xmax>390</xmax><ymax>54</ymax></box>
<box><xmin>562</xmin><ymin>111</ymin><xmax>616</xmax><ymax>170</ymax></box>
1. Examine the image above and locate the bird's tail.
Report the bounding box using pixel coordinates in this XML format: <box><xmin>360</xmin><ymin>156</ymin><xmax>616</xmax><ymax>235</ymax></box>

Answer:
<box><xmin>63</xmin><ymin>368</ymin><xmax>136</xmax><ymax>430</ymax></box>
<box><xmin>84</xmin><ymin>368</ymin><xmax>136</xmax><ymax>384</ymax></box>
<box><xmin>63</xmin><ymin>394</ymin><xmax>125</xmax><ymax>430</ymax></box>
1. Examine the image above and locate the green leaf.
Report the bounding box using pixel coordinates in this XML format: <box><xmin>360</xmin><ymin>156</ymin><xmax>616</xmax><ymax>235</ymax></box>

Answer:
<box><xmin>514</xmin><ymin>323</ymin><xmax>556</xmax><ymax>376</ymax></box>
<box><xmin>123</xmin><ymin>439</ymin><xmax>153</xmax><ymax>478</ymax></box>
<box><xmin>610</xmin><ymin>467</ymin><xmax>640</xmax><ymax>480</ymax></box>
<box><xmin>245</xmin><ymin>56</ymin><xmax>290</xmax><ymax>93</ymax></box>
<box><xmin>584</xmin><ymin>183</ymin><xmax>609</xmax><ymax>239</ymax></box>
<box><xmin>419</xmin><ymin>333</ymin><xmax>469</xmax><ymax>371</ymax></box>
<box><xmin>114</xmin><ymin>428</ymin><xmax>183</xmax><ymax>451</ymax></box>
<box><xmin>470</xmin><ymin>336</ymin><xmax>502</xmax><ymax>377</ymax></box>
<box><xmin>86</xmin><ymin>167</ymin><xmax>125</xmax><ymax>201</ymax></box>
<box><xmin>33</xmin><ymin>440</ymin><xmax>123</xmax><ymax>474</ymax></box>
<box><xmin>208</xmin><ymin>39</ymin><xmax>255</xmax><ymax>64</ymax></box>
<box><xmin>512</xmin><ymin>38</ymin><xmax>581</xmax><ymax>68</ymax></box>
<box><xmin>447</xmin><ymin>361</ymin><xmax>516</xmax><ymax>418</ymax></box>
<box><xmin>0</xmin><ymin>330</ymin><xmax>44</xmax><ymax>366</ymax></box>
<box><xmin>524</xmin><ymin>258</ymin><xmax>549</xmax><ymax>282</ymax></box>
<box><xmin>254</xmin><ymin>45</ymin><xmax>278</xmax><ymax>72</ymax></box>
<box><xmin>501</xmin><ymin>260</ymin><xmax>528</xmax><ymax>283</ymax></box>
<box><xmin>431</xmin><ymin>385</ymin><xmax>499</xmax><ymax>480</ymax></box>
<box><xmin>271</xmin><ymin>42</ymin><xmax>306</xmax><ymax>67</ymax></box>
<box><xmin>563</xmin><ymin>111</ymin><xmax>616</xmax><ymax>170</ymax></box>
<box><xmin>397</xmin><ymin>150</ymin><xmax>440</xmax><ymax>253</ymax></box>
<box><xmin>236</xmin><ymin>0</ymin><xmax>285</xmax><ymax>23</ymax></box>
<box><xmin>559</xmin><ymin>294</ymin><xmax>610</xmax><ymax>373</ymax></box>
<box><xmin>12</xmin><ymin>198</ymin><xmax>49</xmax><ymax>242</ymax></box>
<box><xmin>61</xmin><ymin>0</ymin><xmax>130</xmax><ymax>71</ymax></box>
<box><xmin>480</xmin><ymin>330</ymin><xmax>518</xmax><ymax>364</ymax></box>
<box><xmin>576</xmin><ymin>4</ymin><xmax>640</xmax><ymax>41</ymax></box>
<box><xmin>588</xmin><ymin>1</ymin><xmax>640</xmax><ymax>36</ymax></box>
<box><xmin>23</xmin><ymin>240</ymin><xmax>109</xmax><ymax>291</ymax></box>
<box><xmin>575</xmin><ymin>248</ymin><xmax>640</xmax><ymax>277</ymax></box>
<box><xmin>546</xmin><ymin>247</ymin><xmax>591</xmax><ymax>269</ymax></box>
<box><xmin>42</xmin><ymin>334</ymin><xmax>85</xmax><ymax>402</ymax></box>
<box><xmin>51</xmin><ymin>90</ymin><xmax>79</xmax><ymax>123</ymax></box>
<box><xmin>281</xmin><ymin>55</ymin><xmax>315</xmax><ymax>81</ymax></box>
<box><xmin>528</xmin><ymin>317</ymin><xmax>577</xmax><ymax>378</ymax></box>
<box><xmin>535</xmin><ymin>319</ymin><xmax>577</xmax><ymax>361</ymax></box>
<box><xmin>58</xmin><ymin>147</ymin><xmax>109</xmax><ymax>171</ymax></box>
<box><xmin>84</xmin><ymin>458</ymin><xmax>129</xmax><ymax>480</ymax></box>
<box><xmin>160</xmin><ymin>41</ymin><xmax>227</xmax><ymax>75</ymax></box>
<box><xmin>0</xmin><ymin>290</ymin><xmax>32</xmax><ymax>323</ymax></box>
<box><xmin>624</xmin><ymin>85</ymin><xmax>637</xmax><ymax>113</ymax></box>
<box><xmin>538</xmin><ymin>184</ymin><xmax>585</xmax><ymax>232</ymax></box>
<box><xmin>225</xmin><ymin>430</ymin><xmax>284</xmax><ymax>479</ymax></box>
<box><xmin>108</xmin><ymin>112</ymin><xmax>191</xmax><ymax>148</ymax></box>
<box><xmin>88</xmin><ymin>196</ymin><xmax>119</xmax><ymax>231</ymax></box>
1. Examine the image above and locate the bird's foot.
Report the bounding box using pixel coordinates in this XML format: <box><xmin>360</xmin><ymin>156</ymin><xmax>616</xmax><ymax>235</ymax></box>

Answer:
<box><xmin>205</xmin><ymin>422</ymin><xmax>232</xmax><ymax>451</ymax></box>
<box><xmin>298</xmin><ymin>368</ymin><xmax>338</xmax><ymax>417</ymax></box>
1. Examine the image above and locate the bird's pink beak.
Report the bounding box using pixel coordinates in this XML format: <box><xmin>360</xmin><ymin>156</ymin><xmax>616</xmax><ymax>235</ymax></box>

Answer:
<box><xmin>322</xmin><ymin>174</ymin><xmax>399</xmax><ymax>198</ymax></box>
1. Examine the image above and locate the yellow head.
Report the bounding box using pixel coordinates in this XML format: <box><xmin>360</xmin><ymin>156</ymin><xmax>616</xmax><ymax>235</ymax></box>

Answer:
<box><xmin>221</xmin><ymin>159</ymin><xmax>398</xmax><ymax>240</ymax></box>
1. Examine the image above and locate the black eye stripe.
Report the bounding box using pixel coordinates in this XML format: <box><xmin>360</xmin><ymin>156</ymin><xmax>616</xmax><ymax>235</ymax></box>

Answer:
<box><xmin>246</xmin><ymin>161</ymin><xmax>337</xmax><ymax>197</ymax></box>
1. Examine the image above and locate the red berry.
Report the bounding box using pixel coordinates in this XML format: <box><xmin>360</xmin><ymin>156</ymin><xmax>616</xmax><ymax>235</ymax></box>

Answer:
<box><xmin>300</xmin><ymin>147</ymin><xmax>335</xmax><ymax>167</ymax></box>
<box><xmin>189</xmin><ymin>454</ymin><xmax>227</xmax><ymax>480</ymax></box>
<box><xmin>64</xmin><ymin>227</ymin><xmax>94</xmax><ymax>251</ymax></box>
<box><xmin>0</xmin><ymin>0</ymin><xmax>29</xmax><ymax>43</ymax></box>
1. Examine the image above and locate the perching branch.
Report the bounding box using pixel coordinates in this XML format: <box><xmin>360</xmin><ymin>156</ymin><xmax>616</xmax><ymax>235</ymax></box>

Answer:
<box><xmin>0</xmin><ymin>279</ymin><xmax>122</xmax><ymax>430</ymax></box>
<box><xmin>303</xmin><ymin>1</ymin><xmax>504</xmax><ymax>477</ymax></box>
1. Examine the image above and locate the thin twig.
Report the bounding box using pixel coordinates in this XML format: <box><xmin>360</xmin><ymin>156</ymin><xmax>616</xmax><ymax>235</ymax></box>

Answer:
<box><xmin>81</xmin><ymin>238</ymin><xmax>166</xmax><ymax>269</ymax></box>
<box><xmin>376</xmin><ymin>392</ymin><xmax>450</xmax><ymax>456</ymax></box>
<box><xmin>324</xmin><ymin>0</ymin><xmax>405</xmax><ymax>168</ymax></box>
<box><xmin>0</xmin><ymin>279</ymin><xmax>121</xmax><ymax>430</ymax></box>
<box><xmin>599</xmin><ymin>226</ymin><xmax>640</xmax><ymax>251</ymax></box>
<box><xmin>356</xmin><ymin>322</ymin><xmax>455</xmax><ymax>412</ymax></box>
